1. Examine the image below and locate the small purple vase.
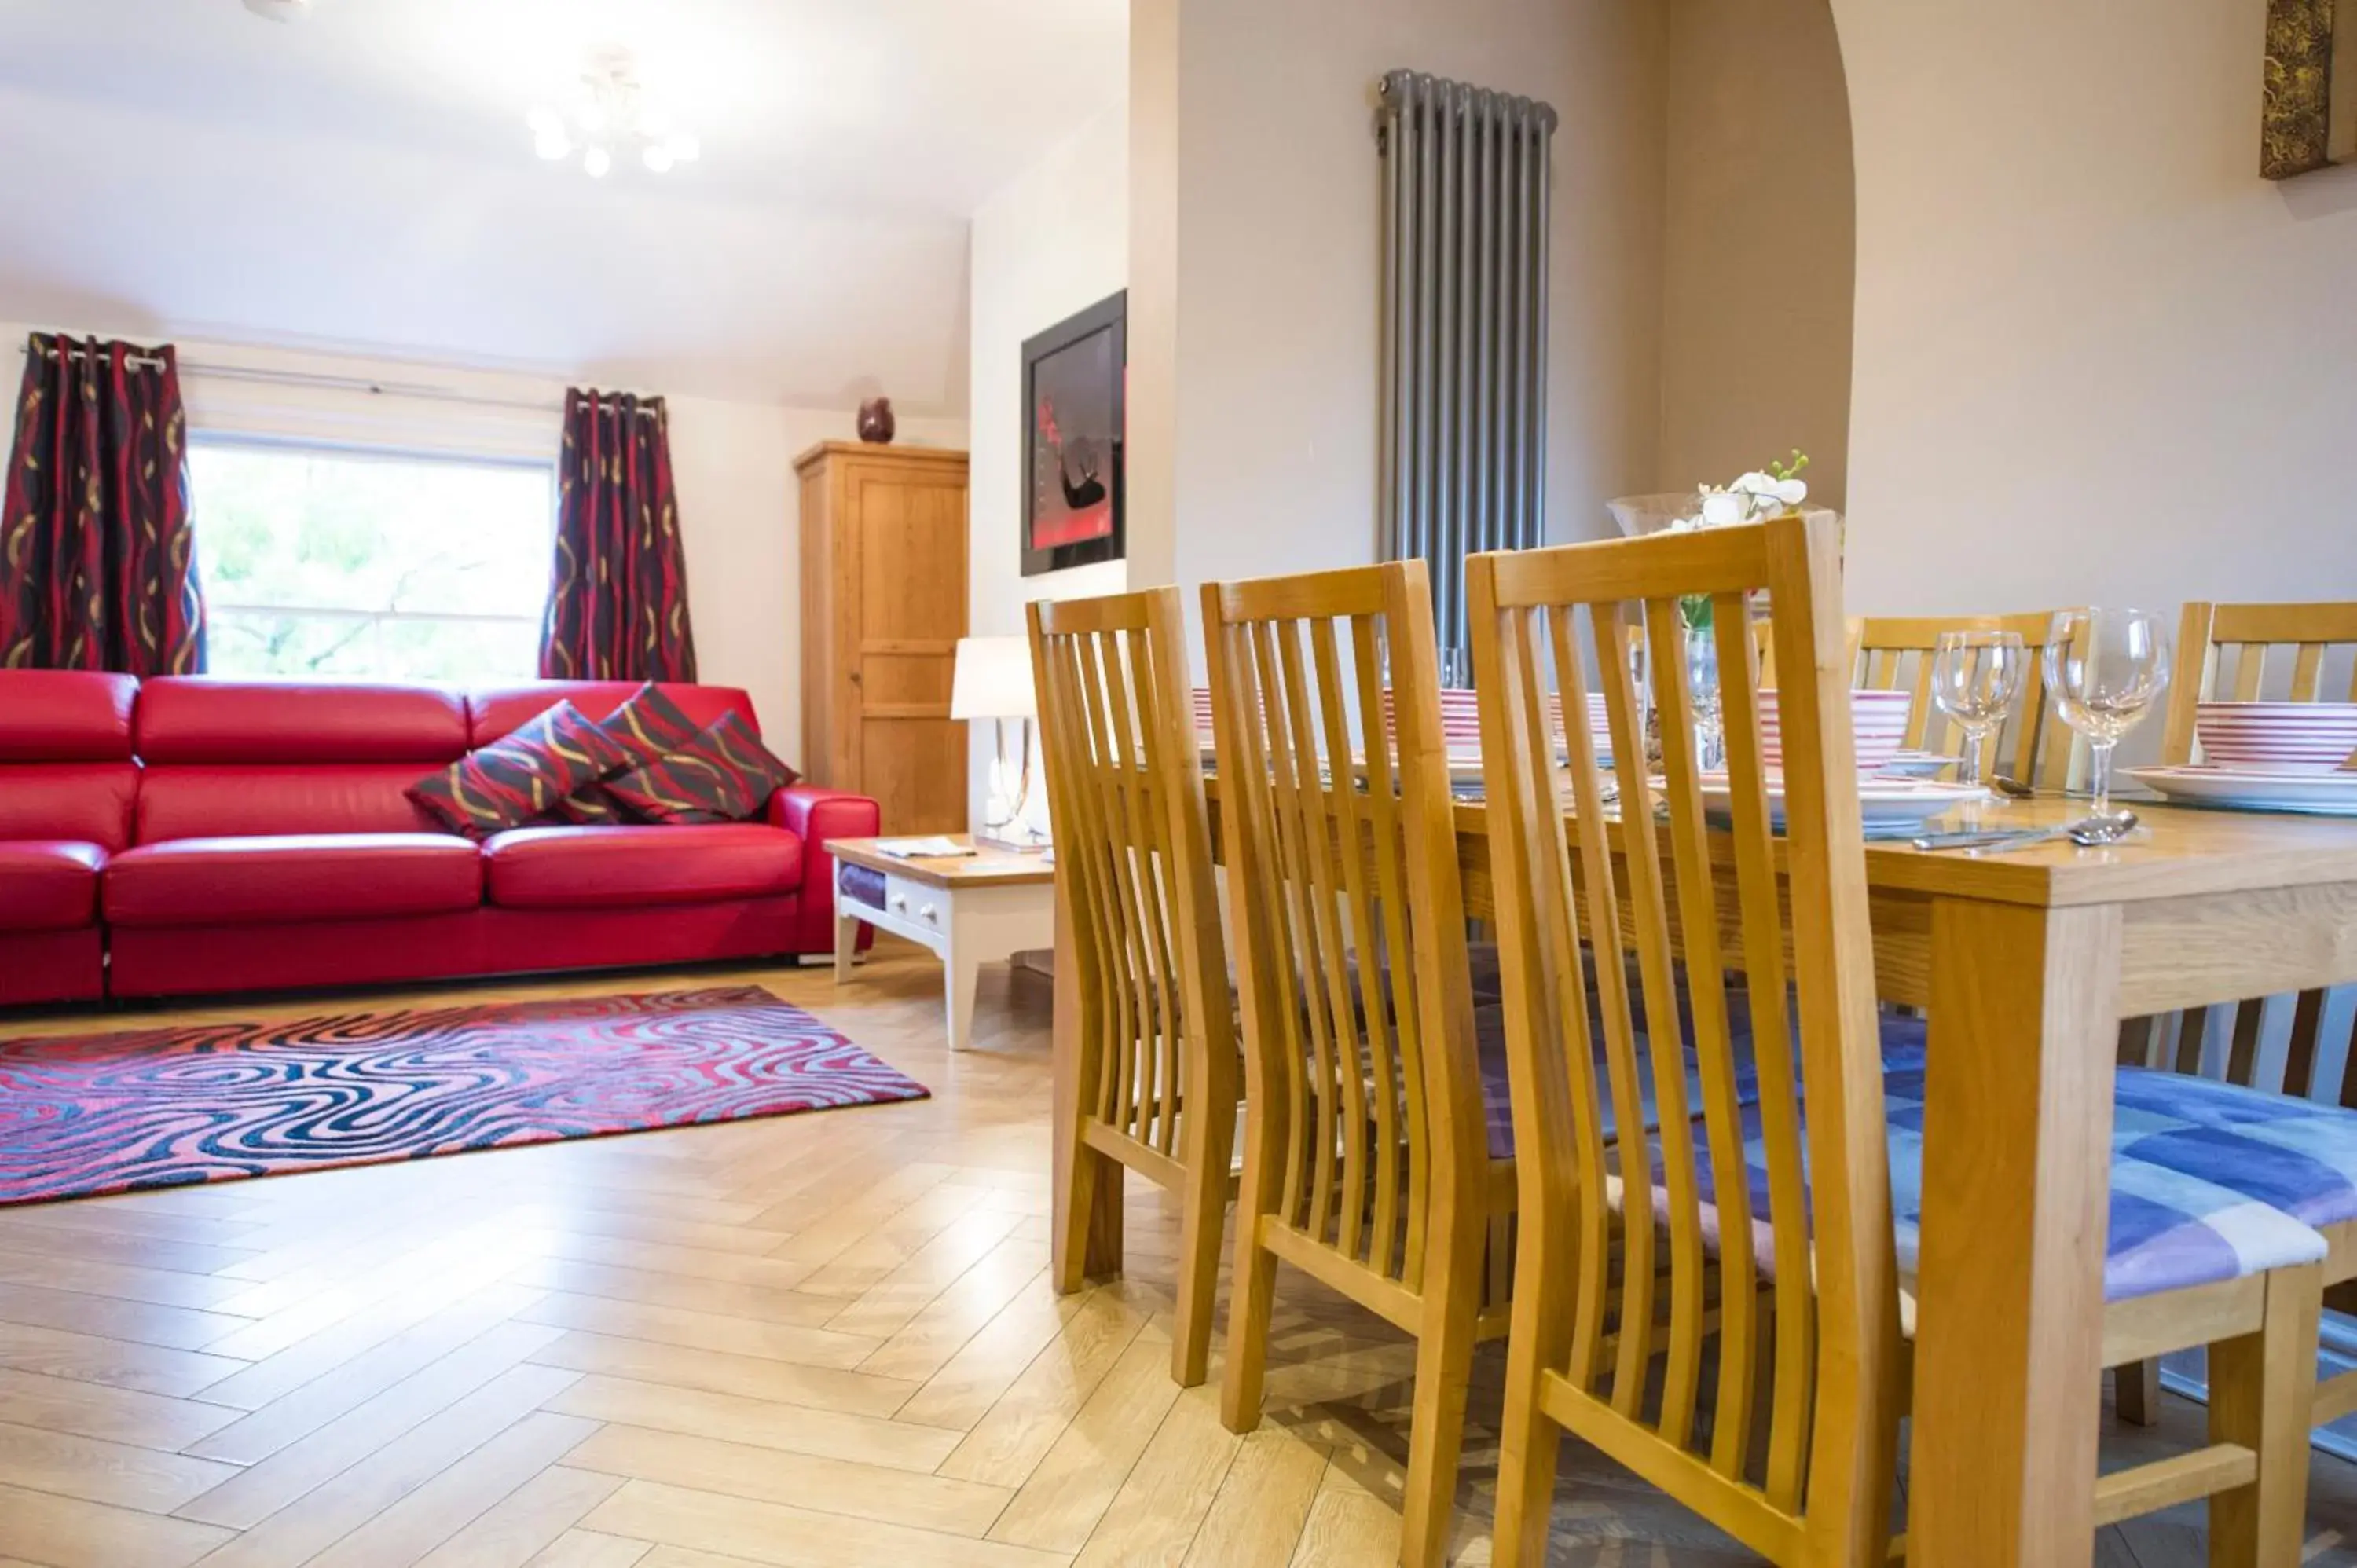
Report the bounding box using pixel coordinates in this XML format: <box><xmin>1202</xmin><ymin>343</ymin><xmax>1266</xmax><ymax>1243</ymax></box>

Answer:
<box><xmin>856</xmin><ymin>397</ymin><xmax>896</xmax><ymax>444</ymax></box>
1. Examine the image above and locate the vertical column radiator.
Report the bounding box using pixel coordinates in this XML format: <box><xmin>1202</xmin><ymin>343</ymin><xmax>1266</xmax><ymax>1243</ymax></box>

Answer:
<box><xmin>1377</xmin><ymin>70</ymin><xmax>1558</xmax><ymax>660</ymax></box>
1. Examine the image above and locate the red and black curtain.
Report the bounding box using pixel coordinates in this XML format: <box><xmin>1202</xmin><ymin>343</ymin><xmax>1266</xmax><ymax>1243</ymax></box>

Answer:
<box><xmin>0</xmin><ymin>332</ymin><xmax>207</xmax><ymax>672</ymax></box>
<box><xmin>540</xmin><ymin>388</ymin><xmax>697</xmax><ymax>681</ymax></box>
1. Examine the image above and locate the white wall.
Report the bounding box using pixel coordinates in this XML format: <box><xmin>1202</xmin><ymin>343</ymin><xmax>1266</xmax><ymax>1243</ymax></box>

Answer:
<box><xmin>1831</xmin><ymin>0</ymin><xmax>2357</xmax><ymax>617</ymax></box>
<box><xmin>1658</xmin><ymin>0</ymin><xmax>1853</xmax><ymax>511</ymax></box>
<box><xmin>0</xmin><ymin>324</ymin><xmax>963</xmax><ymax>757</ymax></box>
<box><xmin>1127</xmin><ymin>0</ymin><xmax>1666</xmax><ymax>600</ymax></box>
<box><xmin>966</xmin><ymin>104</ymin><xmax>1131</xmax><ymax>830</ymax></box>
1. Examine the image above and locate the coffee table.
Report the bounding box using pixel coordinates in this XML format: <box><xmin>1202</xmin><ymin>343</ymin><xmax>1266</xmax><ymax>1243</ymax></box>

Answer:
<box><xmin>829</xmin><ymin>835</ymin><xmax>1056</xmax><ymax>1052</ymax></box>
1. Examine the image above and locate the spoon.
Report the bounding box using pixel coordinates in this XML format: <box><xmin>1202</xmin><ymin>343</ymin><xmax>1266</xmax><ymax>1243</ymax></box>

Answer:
<box><xmin>2063</xmin><ymin>808</ymin><xmax>2140</xmax><ymax>846</ymax></box>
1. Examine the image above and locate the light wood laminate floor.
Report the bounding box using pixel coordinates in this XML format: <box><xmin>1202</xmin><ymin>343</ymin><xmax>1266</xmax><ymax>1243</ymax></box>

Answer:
<box><xmin>2</xmin><ymin>941</ymin><xmax>2355</xmax><ymax>1567</ymax></box>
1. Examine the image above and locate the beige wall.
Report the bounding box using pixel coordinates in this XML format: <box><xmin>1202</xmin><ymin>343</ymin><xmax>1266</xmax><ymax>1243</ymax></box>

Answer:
<box><xmin>1831</xmin><ymin>0</ymin><xmax>2357</xmax><ymax>617</ymax></box>
<box><xmin>966</xmin><ymin>104</ymin><xmax>1131</xmax><ymax>830</ymax></box>
<box><xmin>1658</xmin><ymin>0</ymin><xmax>1853</xmax><ymax>511</ymax></box>
<box><xmin>1127</xmin><ymin>0</ymin><xmax>1667</xmax><ymax>602</ymax></box>
<box><xmin>0</xmin><ymin>323</ymin><xmax>966</xmax><ymax>759</ymax></box>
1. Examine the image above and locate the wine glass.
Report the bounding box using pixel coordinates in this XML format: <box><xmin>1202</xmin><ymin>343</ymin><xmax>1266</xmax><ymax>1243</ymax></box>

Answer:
<box><xmin>2042</xmin><ymin>609</ymin><xmax>2171</xmax><ymax>819</ymax></box>
<box><xmin>1930</xmin><ymin>630</ymin><xmax>2026</xmax><ymax>789</ymax></box>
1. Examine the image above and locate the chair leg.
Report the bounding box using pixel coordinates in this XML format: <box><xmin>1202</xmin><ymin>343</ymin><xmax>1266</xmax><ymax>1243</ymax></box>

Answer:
<box><xmin>2115</xmin><ymin>1356</ymin><xmax>2163</xmax><ymax>1427</ymax></box>
<box><xmin>2207</xmin><ymin>1262</ymin><xmax>2320</xmax><ymax>1568</ymax></box>
<box><xmin>1169</xmin><ymin>1106</ymin><xmax>1233</xmax><ymax>1388</ymax></box>
<box><xmin>1220</xmin><ymin>1083</ymin><xmax>1285</xmax><ymax>1430</ymax></box>
<box><xmin>1053</xmin><ymin>1130</ymin><xmax>1123</xmax><ymax>1295</ymax></box>
<box><xmin>1491</xmin><ymin>1270</ymin><xmax>1569</xmax><ymax>1568</ymax></box>
<box><xmin>1399</xmin><ymin>1216</ymin><xmax>1486</xmax><ymax>1568</ymax></box>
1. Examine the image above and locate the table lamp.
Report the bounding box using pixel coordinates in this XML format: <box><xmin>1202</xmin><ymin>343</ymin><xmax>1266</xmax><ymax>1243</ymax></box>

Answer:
<box><xmin>951</xmin><ymin>636</ymin><xmax>1044</xmax><ymax>851</ymax></box>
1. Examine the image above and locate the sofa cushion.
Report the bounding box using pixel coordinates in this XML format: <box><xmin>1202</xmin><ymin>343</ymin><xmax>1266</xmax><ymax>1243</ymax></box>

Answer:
<box><xmin>0</xmin><ymin>671</ymin><xmax>137</xmax><ymax>760</ymax></box>
<box><xmin>603</xmin><ymin>713</ymin><xmax>799</xmax><ymax>825</ymax></box>
<box><xmin>0</xmin><ymin>841</ymin><xmax>105</xmax><ymax>932</ymax></box>
<box><xmin>482</xmin><ymin>823</ymin><xmax>804</xmax><ymax>909</ymax></box>
<box><xmin>104</xmin><ymin>834</ymin><xmax>484</xmax><ymax>927</ymax></box>
<box><xmin>139</xmin><ymin>764</ymin><xmax>449</xmax><ymax>841</ymax></box>
<box><xmin>556</xmin><ymin>683</ymin><xmax>706</xmax><ymax>825</ymax></box>
<box><xmin>409</xmin><ymin>702</ymin><xmax>636</xmax><ymax>838</ymax></box>
<box><xmin>468</xmin><ymin>681</ymin><xmax>757</xmax><ymax>749</ymax></box>
<box><xmin>137</xmin><ymin>679</ymin><xmax>468</xmax><ymax>764</ymax></box>
<box><xmin>0</xmin><ymin>762</ymin><xmax>141</xmax><ymax>852</ymax></box>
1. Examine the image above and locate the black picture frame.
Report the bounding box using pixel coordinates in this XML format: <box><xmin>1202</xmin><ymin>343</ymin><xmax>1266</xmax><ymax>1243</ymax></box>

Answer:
<box><xmin>1020</xmin><ymin>290</ymin><xmax>1126</xmax><ymax>578</ymax></box>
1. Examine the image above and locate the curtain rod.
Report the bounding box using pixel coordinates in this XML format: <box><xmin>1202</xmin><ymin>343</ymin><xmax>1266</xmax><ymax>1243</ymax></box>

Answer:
<box><xmin>16</xmin><ymin>343</ymin><xmax>662</xmax><ymax>416</ymax></box>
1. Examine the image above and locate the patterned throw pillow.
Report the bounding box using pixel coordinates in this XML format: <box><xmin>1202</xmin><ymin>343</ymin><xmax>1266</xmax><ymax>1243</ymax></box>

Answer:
<box><xmin>553</xmin><ymin>683</ymin><xmax>706</xmax><ymax>824</ymax></box>
<box><xmin>408</xmin><ymin>702</ymin><xmax>635</xmax><ymax>837</ymax></box>
<box><xmin>602</xmin><ymin>711</ymin><xmax>799</xmax><ymax>825</ymax></box>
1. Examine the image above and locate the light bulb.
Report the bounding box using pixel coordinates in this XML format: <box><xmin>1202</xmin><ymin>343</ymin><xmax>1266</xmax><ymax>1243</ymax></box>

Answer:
<box><xmin>666</xmin><ymin>134</ymin><xmax>700</xmax><ymax>163</ymax></box>
<box><xmin>643</xmin><ymin>143</ymin><xmax>675</xmax><ymax>173</ymax></box>
<box><xmin>526</xmin><ymin>106</ymin><xmax>563</xmax><ymax>138</ymax></box>
<box><xmin>533</xmin><ymin>127</ymin><xmax>572</xmax><ymax>161</ymax></box>
<box><xmin>582</xmin><ymin>145</ymin><xmax>612</xmax><ymax>178</ymax></box>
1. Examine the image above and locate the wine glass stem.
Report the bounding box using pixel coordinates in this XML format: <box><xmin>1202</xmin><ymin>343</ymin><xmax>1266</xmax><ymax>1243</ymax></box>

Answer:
<box><xmin>1958</xmin><ymin>726</ymin><xmax>1983</xmax><ymax>787</ymax></box>
<box><xmin>2089</xmin><ymin>741</ymin><xmax>2114</xmax><ymax>818</ymax></box>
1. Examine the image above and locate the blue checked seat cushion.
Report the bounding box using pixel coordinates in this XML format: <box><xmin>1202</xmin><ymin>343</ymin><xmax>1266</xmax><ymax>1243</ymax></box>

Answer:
<box><xmin>2099</xmin><ymin>1068</ymin><xmax>2357</xmax><ymax>1240</ymax></box>
<box><xmin>1470</xmin><ymin>964</ymin><xmax>1800</xmax><ymax>1160</ymax></box>
<box><xmin>1642</xmin><ymin>1048</ymin><xmax>2332</xmax><ymax>1304</ymax></box>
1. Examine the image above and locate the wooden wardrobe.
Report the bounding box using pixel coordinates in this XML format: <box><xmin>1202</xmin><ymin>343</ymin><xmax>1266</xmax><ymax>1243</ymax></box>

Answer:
<box><xmin>797</xmin><ymin>441</ymin><xmax>970</xmax><ymax>834</ymax></box>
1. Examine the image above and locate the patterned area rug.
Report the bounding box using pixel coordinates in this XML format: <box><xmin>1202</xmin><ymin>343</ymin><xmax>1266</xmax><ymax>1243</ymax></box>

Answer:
<box><xmin>0</xmin><ymin>987</ymin><xmax>929</xmax><ymax>1207</ymax></box>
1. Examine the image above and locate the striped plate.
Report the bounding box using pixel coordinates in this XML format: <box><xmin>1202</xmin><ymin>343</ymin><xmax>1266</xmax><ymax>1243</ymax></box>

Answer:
<box><xmin>2194</xmin><ymin>702</ymin><xmax>2357</xmax><ymax>772</ymax></box>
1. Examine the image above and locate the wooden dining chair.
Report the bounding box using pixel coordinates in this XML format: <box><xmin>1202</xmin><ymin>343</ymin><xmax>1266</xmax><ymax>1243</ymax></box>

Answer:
<box><xmin>2162</xmin><ymin>599</ymin><xmax>2357</xmax><ymax>764</ymax></box>
<box><xmin>2111</xmin><ymin>598</ymin><xmax>2357</xmax><ymax>1428</ymax></box>
<box><xmin>1844</xmin><ymin>610</ymin><xmax>2077</xmax><ymax>786</ymax></box>
<box><xmin>1029</xmin><ymin>587</ymin><xmax>1238</xmax><ymax>1387</ymax></box>
<box><xmin>1204</xmin><ymin>560</ymin><xmax>1505</xmax><ymax>1568</ymax></box>
<box><xmin>1469</xmin><ymin>515</ymin><xmax>2325</xmax><ymax>1568</ymax></box>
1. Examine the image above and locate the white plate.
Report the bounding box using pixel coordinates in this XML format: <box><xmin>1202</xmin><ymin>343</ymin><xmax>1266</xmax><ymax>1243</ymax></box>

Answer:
<box><xmin>1878</xmin><ymin>751</ymin><xmax>1961</xmax><ymax>779</ymax></box>
<box><xmin>2128</xmin><ymin>766</ymin><xmax>2357</xmax><ymax>815</ymax></box>
<box><xmin>1697</xmin><ymin>775</ymin><xmax>1987</xmax><ymax>833</ymax></box>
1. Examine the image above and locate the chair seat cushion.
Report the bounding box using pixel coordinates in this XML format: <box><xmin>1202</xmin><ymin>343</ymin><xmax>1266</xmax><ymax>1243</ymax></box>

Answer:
<box><xmin>1891</xmin><ymin>1061</ymin><xmax>2333</xmax><ymax>1302</ymax></box>
<box><xmin>104</xmin><ymin>835</ymin><xmax>483</xmax><ymax>927</ymax></box>
<box><xmin>2100</xmin><ymin>1067</ymin><xmax>2357</xmax><ymax>1234</ymax></box>
<box><xmin>0</xmin><ymin>841</ymin><xmax>105</xmax><ymax>932</ymax></box>
<box><xmin>1665</xmin><ymin>1053</ymin><xmax>2331</xmax><ymax>1306</ymax></box>
<box><xmin>1472</xmin><ymin>964</ymin><xmax>1798</xmax><ymax>1160</ymax></box>
<box><xmin>481</xmin><ymin>823</ymin><xmax>805</xmax><ymax>909</ymax></box>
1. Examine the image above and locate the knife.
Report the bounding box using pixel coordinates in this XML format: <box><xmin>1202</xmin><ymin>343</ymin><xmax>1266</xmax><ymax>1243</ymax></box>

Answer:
<box><xmin>1909</xmin><ymin>825</ymin><xmax>2066</xmax><ymax>852</ymax></box>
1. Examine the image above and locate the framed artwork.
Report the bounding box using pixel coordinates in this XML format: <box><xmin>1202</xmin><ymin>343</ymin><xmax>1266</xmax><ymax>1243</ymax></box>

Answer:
<box><xmin>2264</xmin><ymin>0</ymin><xmax>2357</xmax><ymax>178</ymax></box>
<box><xmin>1021</xmin><ymin>290</ymin><xmax>1125</xmax><ymax>577</ymax></box>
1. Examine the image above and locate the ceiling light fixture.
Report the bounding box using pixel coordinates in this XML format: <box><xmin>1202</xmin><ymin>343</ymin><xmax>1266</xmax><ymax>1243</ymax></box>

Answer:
<box><xmin>526</xmin><ymin>49</ymin><xmax>699</xmax><ymax>180</ymax></box>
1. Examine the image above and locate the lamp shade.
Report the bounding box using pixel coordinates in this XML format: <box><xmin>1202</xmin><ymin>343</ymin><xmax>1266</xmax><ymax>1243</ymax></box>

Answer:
<box><xmin>951</xmin><ymin>636</ymin><xmax>1038</xmax><ymax>720</ymax></box>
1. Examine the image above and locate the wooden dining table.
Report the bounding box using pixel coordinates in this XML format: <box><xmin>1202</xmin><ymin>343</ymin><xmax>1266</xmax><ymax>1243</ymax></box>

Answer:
<box><xmin>1054</xmin><ymin>782</ymin><xmax>2357</xmax><ymax>1563</ymax></box>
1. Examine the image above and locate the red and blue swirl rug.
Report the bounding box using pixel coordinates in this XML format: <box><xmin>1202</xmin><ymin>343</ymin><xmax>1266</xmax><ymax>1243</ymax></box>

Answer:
<box><xmin>0</xmin><ymin>987</ymin><xmax>929</xmax><ymax>1208</ymax></box>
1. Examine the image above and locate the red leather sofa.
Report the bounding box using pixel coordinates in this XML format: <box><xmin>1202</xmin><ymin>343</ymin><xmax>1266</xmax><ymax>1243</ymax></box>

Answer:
<box><xmin>0</xmin><ymin>673</ymin><xmax>877</xmax><ymax>1006</ymax></box>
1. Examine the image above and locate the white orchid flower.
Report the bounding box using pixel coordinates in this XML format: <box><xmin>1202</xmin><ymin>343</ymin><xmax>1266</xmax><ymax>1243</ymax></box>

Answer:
<box><xmin>1769</xmin><ymin>477</ymin><xmax>1808</xmax><ymax>506</ymax></box>
<box><xmin>1699</xmin><ymin>490</ymin><xmax>1743</xmax><ymax>526</ymax></box>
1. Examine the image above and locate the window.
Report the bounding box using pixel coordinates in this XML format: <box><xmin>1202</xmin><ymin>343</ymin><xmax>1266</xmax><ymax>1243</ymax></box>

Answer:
<box><xmin>192</xmin><ymin>440</ymin><xmax>556</xmax><ymax>682</ymax></box>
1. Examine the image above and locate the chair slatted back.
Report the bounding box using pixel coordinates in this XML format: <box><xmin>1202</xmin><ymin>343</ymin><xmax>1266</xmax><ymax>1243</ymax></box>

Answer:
<box><xmin>2138</xmin><ymin>600</ymin><xmax>2357</xmax><ymax>1105</ymax></box>
<box><xmin>1469</xmin><ymin>515</ymin><xmax>1897</xmax><ymax>1564</ymax></box>
<box><xmin>1845</xmin><ymin>611</ymin><xmax>2074</xmax><ymax>786</ymax></box>
<box><xmin>2162</xmin><ymin>599</ymin><xmax>2357</xmax><ymax>763</ymax></box>
<box><xmin>1202</xmin><ymin>562</ymin><xmax>1485</xmax><ymax>1297</ymax></box>
<box><xmin>1029</xmin><ymin>589</ymin><xmax>1234</xmax><ymax>1168</ymax></box>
